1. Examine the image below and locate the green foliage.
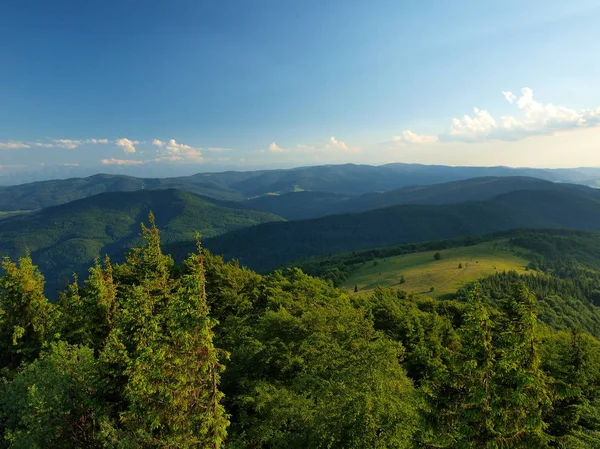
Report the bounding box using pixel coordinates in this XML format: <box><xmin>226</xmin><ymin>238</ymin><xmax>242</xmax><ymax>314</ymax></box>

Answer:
<box><xmin>219</xmin><ymin>270</ymin><xmax>421</xmax><ymax>448</ymax></box>
<box><xmin>0</xmin><ymin>342</ymin><xmax>108</xmax><ymax>448</ymax></box>
<box><xmin>0</xmin><ymin>254</ymin><xmax>55</xmax><ymax>370</ymax></box>
<box><xmin>434</xmin><ymin>252</ymin><xmax>442</xmax><ymax>260</ymax></box>
<box><xmin>417</xmin><ymin>284</ymin><xmax>551</xmax><ymax>448</ymax></box>
<box><xmin>540</xmin><ymin>330</ymin><xmax>600</xmax><ymax>447</ymax></box>
<box><xmin>1</xmin><ymin>216</ymin><xmax>229</xmax><ymax>448</ymax></box>
<box><xmin>466</xmin><ymin>271</ymin><xmax>600</xmax><ymax>338</ymax></box>
<box><xmin>100</xmin><ymin>217</ymin><xmax>229</xmax><ymax>447</ymax></box>
<box><xmin>2</xmin><ymin>217</ymin><xmax>600</xmax><ymax>448</ymax></box>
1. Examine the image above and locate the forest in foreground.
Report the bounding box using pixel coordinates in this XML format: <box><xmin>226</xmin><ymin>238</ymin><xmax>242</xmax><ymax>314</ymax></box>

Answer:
<box><xmin>1</xmin><ymin>215</ymin><xmax>599</xmax><ymax>448</ymax></box>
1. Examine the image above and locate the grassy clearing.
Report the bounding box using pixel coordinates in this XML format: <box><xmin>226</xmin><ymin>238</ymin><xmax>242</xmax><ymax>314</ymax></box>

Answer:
<box><xmin>0</xmin><ymin>210</ymin><xmax>31</xmax><ymax>220</ymax></box>
<box><xmin>344</xmin><ymin>240</ymin><xmax>531</xmax><ymax>297</ymax></box>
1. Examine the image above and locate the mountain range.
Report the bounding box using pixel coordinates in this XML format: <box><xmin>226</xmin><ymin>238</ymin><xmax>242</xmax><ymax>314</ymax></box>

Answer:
<box><xmin>2</xmin><ymin>163</ymin><xmax>600</xmax><ymax>297</ymax></box>
<box><xmin>3</xmin><ymin>163</ymin><xmax>600</xmax><ymax>212</ymax></box>
<box><xmin>202</xmin><ymin>188</ymin><xmax>600</xmax><ymax>271</ymax></box>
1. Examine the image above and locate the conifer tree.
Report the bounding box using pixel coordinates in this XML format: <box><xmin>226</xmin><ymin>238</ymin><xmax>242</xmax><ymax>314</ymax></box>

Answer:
<box><xmin>0</xmin><ymin>254</ymin><xmax>54</xmax><ymax>370</ymax></box>
<box><xmin>493</xmin><ymin>282</ymin><xmax>550</xmax><ymax>447</ymax></box>
<box><xmin>101</xmin><ymin>215</ymin><xmax>229</xmax><ymax>447</ymax></box>
<box><xmin>57</xmin><ymin>256</ymin><xmax>117</xmax><ymax>351</ymax></box>
<box><xmin>455</xmin><ymin>284</ymin><xmax>496</xmax><ymax>446</ymax></box>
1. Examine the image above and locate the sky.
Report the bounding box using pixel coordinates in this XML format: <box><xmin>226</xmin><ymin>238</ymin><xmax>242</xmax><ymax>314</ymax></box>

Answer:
<box><xmin>2</xmin><ymin>0</ymin><xmax>600</xmax><ymax>181</ymax></box>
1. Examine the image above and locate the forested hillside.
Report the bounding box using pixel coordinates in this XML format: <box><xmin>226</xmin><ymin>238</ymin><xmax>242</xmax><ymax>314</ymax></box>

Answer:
<box><xmin>3</xmin><ymin>163</ymin><xmax>600</xmax><ymax>212</ymax></box>
<box><xmin>292</xmin><ymin>229</ymin><xmax>600</xmax><ymax>287</ymax></box>
<box><xmin>242</xmin><ymin>191</ymin><xmax>350</xmax><ymax>220</ymax></box>
<box><xmin>202</xmin><ymin>188</ymin><xmax>600</xmax><ymax>271</ymax></box>
<box><xmin>1</xmin><ymin>219</ymin><xmax>599</xmax><ymax>447</ymax></box>
<box><xmin>327</xmin><ymin>176</ymin><xmax>595</xmax><ymax>215</ymax></box>
<box><xmin>243</xmin><ymin>176</ymin><xmax>594</xmax><ymax>219</ymax></box>
<box><xmin>0</xmin><ymin>189</ymin><xmax>283</xmax><ymax>296</ymax></box>
<box><xmin>0</xmin><ymin>173</ymin><xmax>245</xmax><ymax>210</ymax></box>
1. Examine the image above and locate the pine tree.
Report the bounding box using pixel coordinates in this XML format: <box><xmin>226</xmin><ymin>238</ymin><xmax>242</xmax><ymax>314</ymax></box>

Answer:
<box><xmin>455</xmin><ymin>284</ymin><xmax>496</xmax><ymax>446</ymax></box>
<box><xmin>493</xmin><ymin>282</ymin><xmax>550</xmax><ymax>447</ymax></box>
<box><xmin>0</xmin><ymin>254</ymin><xmax>54</xmax><ymax>370</ymax></box>
<box><xmin>57</xmin><ymin>256</ymin><xmax>117</xmax><ymax>351</ymax></box>
<box><xmin>101</xmin><ymin>215</ymin><xmax>229</xmax><ymax>447</ymax></box>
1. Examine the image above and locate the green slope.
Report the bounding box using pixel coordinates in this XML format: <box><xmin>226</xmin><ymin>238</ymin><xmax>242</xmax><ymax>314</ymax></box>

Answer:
<box><xmin>0</xmin><ymin>189</ymin><xmax>284</xmax><ymax>295</ymax></box>
<box><xmin>203</xmin><ymin>188</ymin><xmax>600</xmax><ymax>271</ymax></box>
<box><xmin>344</xmin><ymin>240</ymin><xmax>530</xmax><ymax>297</ymax></box>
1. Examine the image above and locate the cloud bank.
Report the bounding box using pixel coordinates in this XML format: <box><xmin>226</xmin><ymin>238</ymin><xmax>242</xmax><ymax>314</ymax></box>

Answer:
<box><xmin>153</xmin><ymin>139</ymin><xmax>203</xmax><ymax>162</ymax></box>
<box><xmin>443</xmin><ymin>88</ymin><xmax>600</xmax><ymax>142</ymax></box>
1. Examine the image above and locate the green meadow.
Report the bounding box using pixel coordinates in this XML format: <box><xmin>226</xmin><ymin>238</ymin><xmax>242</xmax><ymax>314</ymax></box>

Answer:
<box><xmin>344</xmin><ymin>240</ymin><xmax>531</xmax><ymax>297</ymax></box>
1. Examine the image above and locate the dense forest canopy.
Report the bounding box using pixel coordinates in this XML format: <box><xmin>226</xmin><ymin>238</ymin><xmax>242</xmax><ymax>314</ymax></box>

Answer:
<box><xmin>1</xmin><ymin>217</ymin><xmax>600</xmax><ymax>447</ymax></box>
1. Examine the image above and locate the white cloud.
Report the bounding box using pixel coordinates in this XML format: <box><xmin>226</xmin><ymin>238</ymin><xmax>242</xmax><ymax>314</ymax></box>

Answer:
<box><xmin>155</xmin><ymin>139</ymin><xmax>203</xmax><ymax>163</ymax></box>
<box><xmin>0</xmin><ymin>141</ymin><xmax>31</xmax><ymax>149</ymax></box>
<box><xmin>264</xmin><ymin>137</ymin><xmax>359</xmax><ymax>155</ymax></box>
<box><xmin>115</xmin><ymin>138</ymin><xmax>139</xmax><ymax>153</ymax></box>
<box><xmin>447</xmin><ymin>108</ymin><xmax>498</xmax><ymax>141</ymax></box>
<box><xmin>53</xmin><ymin>139</ymin><xmax>81</xmax><ymax>149</ymax></box>
<box><xmin>444</xmin><ymin>88</ymin><xmax>600</xmax><ymax>142</ymax></box>
<box><xmin>326</xmin><ymin>136</ymin><xmax>349</xmax><ymax>151</ymax></box>
<box><xmin>502</xmin><ymin>91</ymin><xmax>517</xmax><ymax>103</ymax></box>
<box><xmin>58</xmin><ymin>163</ymin><xmax>79</xmax><ymax>167</ymax></box>
<box><xmin>269</xmin><ymin>142</ymin><xmax>288</xmax><ymax>153</ymax></box>
<box><xmin>87</xmin><ymin>138</ymin><xmax>108</xmax><ymax>144</ymax></box>
<box><xmin>393</xmin><ymin>130</ymin><xmax>439</xmax><ymax>144</ymax></box>
<box><xmin>101</xmin><ymin>158</ymin><xmax>144</xmax><ymax>166</ymax></box>
<box><xmin>31</xmin><ymin>138</ymin><xmax>109</xmax><ymax>149</ymax></box>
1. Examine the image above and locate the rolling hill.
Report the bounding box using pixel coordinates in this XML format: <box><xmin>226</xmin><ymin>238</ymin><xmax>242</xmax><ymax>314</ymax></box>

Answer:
<box><xmin>0</xmin><ymin>188</ymin><xmax>284</xmax><ymax>295</ymax></box>
<box><xmin>2</xmin><ymin>163</ymin><xmax>600</xmax><ymax>212</ymax></box>
<box><xmin>243</xmin><ymin>176</ymin><xmax>595</xmax><ymax>219</ymax></box>
<box><xmin>0</xmin><ymin>173</ymin><xmax>245</xmax><ymax>211</ymax></box>
<box><xmin>327</xmin><ymin>176</ymin><xmax>594</xmax><ymax>215</ymax></box>
<box><xmin>201</xmin><ymin>188</ymin><xmax>600</xmax><ymax>271</ymax></box>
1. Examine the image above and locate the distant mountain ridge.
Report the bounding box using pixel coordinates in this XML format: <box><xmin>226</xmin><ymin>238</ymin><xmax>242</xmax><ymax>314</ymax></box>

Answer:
<box><xmin>2</xmin><ymin>163</ymin><xmax>600</xmax><ymax>212</ymax></box>
<box><xmin>243</xmin><ymin>176</ymin><xmax>595</xmax><ymax>219</ymax></box>
<box><xmin>200</xmin><ymin>187</ymin><xmax>600</xmax><ymax>271</ymax></box>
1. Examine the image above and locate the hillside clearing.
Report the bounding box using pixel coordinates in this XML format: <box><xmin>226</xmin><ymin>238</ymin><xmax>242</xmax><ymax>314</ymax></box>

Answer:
<box><xmin>344</xmin><ymin>240</ymin><xmax>531</xmax><ymax>297</ymax></box>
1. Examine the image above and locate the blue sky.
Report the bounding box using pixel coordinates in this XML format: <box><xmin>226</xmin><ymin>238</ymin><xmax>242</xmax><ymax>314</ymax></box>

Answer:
<box><xmin>2</xmin><ymin>0</ymin><xmax>600</xmax><ymax>179</ymax></box>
